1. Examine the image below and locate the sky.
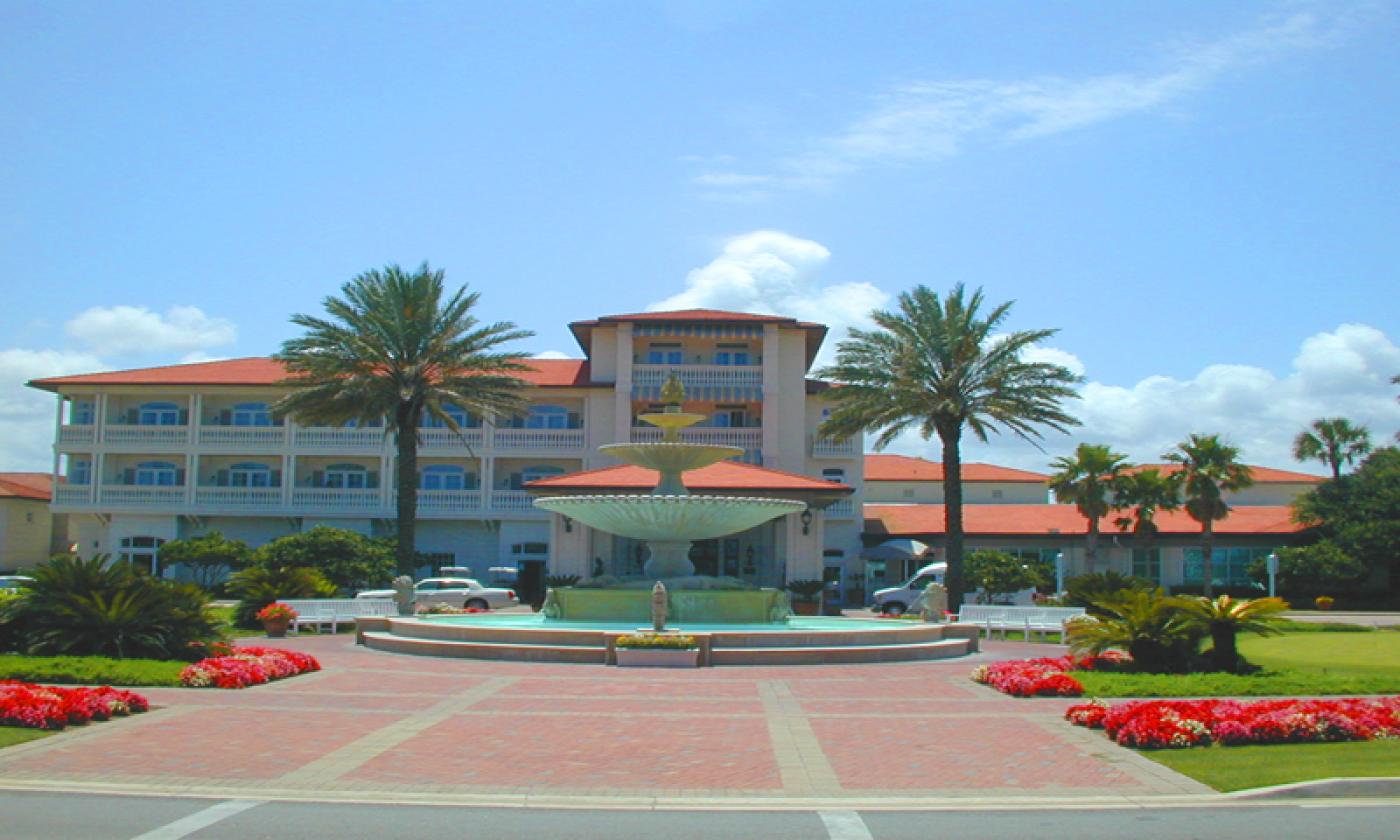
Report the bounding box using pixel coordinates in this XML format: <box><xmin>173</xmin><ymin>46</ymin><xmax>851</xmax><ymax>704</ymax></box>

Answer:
<box><xmin>2</xmin><ymin>0</ymin><xmax>1398</xmax><ymax>475</ymax></box>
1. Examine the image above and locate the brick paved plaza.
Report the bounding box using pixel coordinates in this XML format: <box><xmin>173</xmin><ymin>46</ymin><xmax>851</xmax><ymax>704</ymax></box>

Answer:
<box><xmin>0</xmin><ymin>636</ymin><xmax>1208</xmax><ymax>807</ymax></box>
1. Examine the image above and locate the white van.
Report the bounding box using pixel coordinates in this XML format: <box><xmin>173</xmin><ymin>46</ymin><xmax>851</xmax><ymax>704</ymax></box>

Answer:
<box><xmin>871</xmin><ymin>562</ymin><xmax>1036</xmax><ymax>615</ymax></box>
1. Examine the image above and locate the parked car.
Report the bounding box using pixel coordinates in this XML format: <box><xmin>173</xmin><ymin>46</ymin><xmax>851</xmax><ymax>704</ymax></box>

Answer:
<box><xmin>871</xmin><ymin>562</ymin><xmax>1035</xmax><ymax>615</ymax></box>
<box><xmin>355</xmin><ymin>577</ymin><xmax>518</xmax><ymax>610</ymax></box>
<box><xmin>0</xmin><ymin>575</ymin><xmax>35</xmax><ymax>593</ymax></box>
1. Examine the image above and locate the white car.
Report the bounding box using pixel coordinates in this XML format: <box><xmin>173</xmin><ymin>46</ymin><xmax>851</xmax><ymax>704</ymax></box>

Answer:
<box><xmin>0</xmin><ymin>575</ymin><xmax>35</xmax><ymax>593</ymax></box>
<box><xmin>356</xmin><ymin>577</ymin><xmax>518</xmax><ymax>610</ymax></box>
<box><xmin>872</xmin><ymin>562</ymin><xmax>1036</xmax><ymax>615</ymax></box>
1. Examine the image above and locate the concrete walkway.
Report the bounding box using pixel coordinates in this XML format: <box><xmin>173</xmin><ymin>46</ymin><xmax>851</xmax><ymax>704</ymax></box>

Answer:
<box><xmin>0</xmin><ymin>635</ymin><xmax>1211</xmax><ymax>809</ymax></box>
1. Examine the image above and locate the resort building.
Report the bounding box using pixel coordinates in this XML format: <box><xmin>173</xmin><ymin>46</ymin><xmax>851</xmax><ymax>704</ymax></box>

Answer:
<box><xmin>0</xmin><ymin>473</ymin><xmax>69</xmax><ymax>572</ymax></box>
<box><xmin>27</xmin><ymin>305</ymin><xmax>1318</xmax><ymax>602</ymax></box>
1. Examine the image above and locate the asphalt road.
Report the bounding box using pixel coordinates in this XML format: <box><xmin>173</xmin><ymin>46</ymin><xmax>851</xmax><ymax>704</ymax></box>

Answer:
<box><xmin>1</xmin><ymin>791</ymin><xmax>1397</xmax><ymax>840</ymax></box>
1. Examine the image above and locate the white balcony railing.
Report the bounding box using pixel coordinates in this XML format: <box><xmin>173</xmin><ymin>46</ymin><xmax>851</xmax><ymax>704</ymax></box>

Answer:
<box><xmin>489</xmin><ymin>491</ymin><xmax>538</xmax><ymax>512</ymax></box>
<box><xmin>291</xmin><ymin>488</ymin><xmax>383</xmax><ymax>510</ymax></box>
<box><xmin>197</xmin><ymin>426</ymin><xmax>288</xmax><ymax>448</ymax></box>
<box><xmin>99</xmin><ymin>485</ymin><xmax>187</xmax><ymax>506</ymax></box>
<box><xmin>195</xmin><ymin>487</ymin><xmax>284</xmax><ymax>507</ymax></box>
<box><xmin>491</xmin><ymin>428</ymin><xmax>585</xmax><ymax>451</ymax></box>
<box><xmin>58</xmin><ymin>425</ymin><xmax>95</xmax><ymax>445</ymax></box>
<box><xmin>413</xmin><ymin>489</ymin><xmax>484</xmax><ymax>513</ymax></box>
<box><xmin>630</xmin><ymin>427</ymin><xmax>762</xmax><ymax>449</ymax></box>
<box><xmin>417</xmin><ymin>427</ymin><xmax>486</xmax><ymax>450</ymax></box>
<box><xmin>811</xmin><ymin>436</ymin><xmax>859</xmax><ymax>457</ymax></box>
<box><xmin>633</xmin><ymin>364</ymin><xmax>762</xmax><ymax>390</ymax></box>
<box><xmin>53</xmin><ymin>484</ymin><xmax>94</xmax><ymax>506</ymax></box>
<box><xmin>824</xmin><ymin>498</ymin><xmax>856</xmax><ymax>519</ymax></box>
<box><xmin>292</xmin><ymin>427</ymin><xmax>385</xmax><ymax>449</ymax></box>
<box><xmin>103</xmin><ymin>426</ymin><xmax>190</xmax><ymax>446</ymax></box>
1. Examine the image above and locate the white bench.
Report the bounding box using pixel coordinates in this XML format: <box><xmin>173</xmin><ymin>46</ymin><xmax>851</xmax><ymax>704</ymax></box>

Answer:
<box><xmin>281</xmin><ymin>599</ymin><xmax>397</xmax><ymax>634</ymax></box>
<box><xmin>954</xmin><ymin>605</ymin><xmax>1088</xmax><ymax>640</ymax></box>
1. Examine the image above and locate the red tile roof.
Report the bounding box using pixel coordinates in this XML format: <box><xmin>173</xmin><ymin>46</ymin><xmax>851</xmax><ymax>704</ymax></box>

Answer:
<box><xmin>28</xmin><ymin>357</ymin><xmax>596</xmax><ymax>391</ymax></box>
<box><xmin>864</xmin><ymin>454</ymin><xmax>1049</xmax><ymax>483</ymax></box>
<box><xmin>525</xmin><ymin>460</ymin><xmax>853</xmax><ymax>494</ymax></box>
<box><xmin>1124</xmin><ymin>463</ymin><xmax>1325</xmax><ymax>483</ymax></box>
<box><xmin>865</xmin><ymin>503</ymin><xmax>1304</xmax><ymax>538</ymax></box>
<box><xmin>0</xmin><ymin>473</ymin><xmax>52</xmax><ymax>502</ymax></box>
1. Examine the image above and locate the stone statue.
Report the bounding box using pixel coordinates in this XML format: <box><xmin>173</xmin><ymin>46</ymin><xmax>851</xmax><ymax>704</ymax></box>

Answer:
<box><xmin>591</xmin><ymin>557</ymin><xmax>605</xmax><ymax>578</ymax></box>
<box><xmin>918</xmin><ymin>582</ymin><xmax>948</xmax><ymax>623</ymax></box>
<box><xmin>651</xmin><ymin>580</ymin><xmax>668</xmax><ymax>632</ymax></box>
<box><xmin>660</xmin><ymin>372</ymin><xmax>686</xmax><ymax>408</ymax></box>
<box><xmin>392</xmin><ymin>575</ymin><xmax>416</xmax><ymax>616</ymax></box>
<box><xmin>540</xmin><ymin>587</ymin><xmax>561</xmax><ymax>618</ymax></box>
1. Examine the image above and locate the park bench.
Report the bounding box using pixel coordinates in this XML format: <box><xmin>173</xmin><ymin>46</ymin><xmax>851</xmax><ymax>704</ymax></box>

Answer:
<box><xmin>281</xmin><ymin>598</ymin><xmax>397</xmax><ymax>634</ymax></box>
<box><xmin>954</xmin><ymin>605</ymin><xmax>1088</xmax><ymax>640</ymax></box>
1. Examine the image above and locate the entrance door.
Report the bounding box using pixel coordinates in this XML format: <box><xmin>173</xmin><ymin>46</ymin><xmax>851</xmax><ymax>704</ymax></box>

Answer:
<box><xmin>688</xmin><ymin>539</ymin><xmax>719</xmax><ymax>577</ymax></box>
<box><xmin>518</xmin><ymin>560</ymin><xmax>546</xmax><ymax>607</ymax></box>
<box><xmin>822</xmin><ymin>562</ymin><xmax>844</xmax><ymax>610</ymax></box>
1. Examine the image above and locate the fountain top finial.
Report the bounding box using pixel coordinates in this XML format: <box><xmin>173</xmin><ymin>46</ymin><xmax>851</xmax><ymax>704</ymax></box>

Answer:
<box><xmin>660</xmin><ymin>372</ymin><xmax>686</xmax><ymax>408</ymax></box>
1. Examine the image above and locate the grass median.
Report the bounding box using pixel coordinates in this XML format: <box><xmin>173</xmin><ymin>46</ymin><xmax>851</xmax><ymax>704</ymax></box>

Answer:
<box><xmin>0</xmin><ymin>654</ymin><xmax>185</xmax><ymax>686</ymax></box>
<box><xmin>1144</xmin><ymin>740</ymin><xmax>1400</xmax><ymax>792</ymax></box>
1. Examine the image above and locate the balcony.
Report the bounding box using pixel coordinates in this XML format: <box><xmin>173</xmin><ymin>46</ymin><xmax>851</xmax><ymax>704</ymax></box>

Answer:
<box><xmin>103</xmin><ymin>425</ymin><xmax>190</xmax><ymax>446</ymax></box>
<box><xmin>194</xmin><ymin>487</ymin><xmax>284</xmax><ymax>508</ymax></box>
<box><xmin>824</xmin><ymin>498</ymin><xmax>856</xmax><ymax>519</ymax></box>
<box><xmin>53</xmin><ymin>484</ymin><xmax>94</xmax><ymax>506</ymax></box>
<box><xmin>413</xmin><ymin>489</ymin><xmax>484</xmax><ymax>514</ymax></box>
<box><xmin>810</xmin><ymin>436</ymin><xmax>859</xmax><ymax>458</ymax></box>
<box><xmin>197</xmin><ymin>426</ymin><xmax>288</xmax><ymax>448</ymax></box>
<box><xmin>417</xmin><ymin>427</ymin><xmax>486</xmax><ymax>450</ymax></box>
<box><xmin>291</xmin><ymin>427</ymin><xmax>386</xmax><ymax>450</ymax></box>
<box><xmin>99</xmin><ymin>485</ymin><xmax>187</xmax><ymax>507</ymax></box>
<box><xmin>58</xmin><ymin>425</ymin><xmax>95</xmax><ymax>445</ymax></box>
<box><xmin>491</xmin><ymin>428</ymin><xmax>585</xmax><ymax>451</ymax></box>
<box><xmin>489</xmin><ymin>491</ymin><xmax>541</xmax><ymax>513</ymax></box>
<box><xmin>633</xmin><ymin>364</ymin><xmax>763</xmax><ymax>391</ymax></box>
<box><xmin>291</xmin><ymin>488</ymin><xmax>383</xmax><ymax>510</ymax></box>
<box><xmin>630</xmin><ymin>427</ymin><xmax>762</xmax><ymax>451</ymax></box>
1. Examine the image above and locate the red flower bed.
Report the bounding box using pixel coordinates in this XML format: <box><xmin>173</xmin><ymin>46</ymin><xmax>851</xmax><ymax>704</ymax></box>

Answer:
<box><xmin>1065</xmin><ymin>697</ymin><xmax>1400</xmax><ymax>749</ymax></box>
<box><xmin>179</xmin><ymin>645</ymin><xmax>321</xmax><ymax>689</ymax></box>
<box><xmin>0</xmin><ymin>681</ymin><xmax>149</xmax><ymax>731</ymax></box>
<box><xmin>970</xmin><ymin>653</ymin><xmax>1127</xmax><ymax>698</ymax></box>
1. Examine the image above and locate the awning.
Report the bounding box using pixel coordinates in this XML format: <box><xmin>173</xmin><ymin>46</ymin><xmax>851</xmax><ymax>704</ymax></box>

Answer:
<box><xmin>861</xmin><ymin>538</ymin><xmax>930</xmax><ymax>561</ymax></box>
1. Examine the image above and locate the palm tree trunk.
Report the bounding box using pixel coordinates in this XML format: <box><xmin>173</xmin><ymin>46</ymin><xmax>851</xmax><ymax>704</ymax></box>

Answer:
<box><xmin>1201</xmin><ymin>520</ymin><xmax>1215</xmax><ymax>598</ymax></box>
<box><xmin>395</xmin><ymin>405</ymin><xmax>420</xmax><ymax>575</ymax></box>
<box><xmin>1085</xmin><ymin>520</ymin><xmax>1099</xmax><ymax>574</ymax></box>
<box><xmin>939</xmin><ymin>423</ymin><xmax>966</xmax><ymax>611</ymax></box>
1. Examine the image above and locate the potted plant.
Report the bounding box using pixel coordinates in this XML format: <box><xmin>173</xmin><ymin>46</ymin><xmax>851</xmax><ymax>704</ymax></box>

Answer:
<box><xmin>1315</xmin><ymin>595</ymin><xmax>1334</xmax><ymax>611</ymax></box>
<box><xmin>785</xmin><ymin>579</ymin><xmax>825</xmax><ymax>616</ymax></box>
<box><xmin>255</xmin><ymin>602</ymin><xmax>298</xmax><ymax>638</ymax></box>
<box><xmin>614</xmin><ymin>632</ymin><xmax>700</xmax><ymax>667</ymax></box>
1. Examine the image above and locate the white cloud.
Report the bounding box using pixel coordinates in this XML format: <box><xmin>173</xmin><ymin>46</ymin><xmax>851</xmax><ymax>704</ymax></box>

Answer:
<box><xmin>884</xmin><ymin>323</ymin><xmax>1400</xmax><ymax>474</ymax></box>
<box><xmin>0</xmin><ymin>349</ymin><xmax>107</xmax><ymax>471</ymax></box>
<box><xmin>650</xmin><ymin>231</ymin><xmax>889</xmax><ymax>367</ymax></box>
<box><xmin>532</xmin><ymin>350</ymin><xmax>573</xmax><ymax>360</ymax></box>
<box><xmin>66</xmin><ymin>305</ymin><xmax>236</xmax><ymax>356</ymax></box>
<box><xmin>695</xmin><ymin>9</ymin><xmax>1358</xmax><ymax>198</ymax></box>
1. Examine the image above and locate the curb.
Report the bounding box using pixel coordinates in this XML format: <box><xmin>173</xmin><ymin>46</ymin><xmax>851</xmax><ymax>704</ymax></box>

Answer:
<box><xmin>1230</xmin><ymin>777</ymin><xmax>1400</xmax><ymax>800</ymax></box>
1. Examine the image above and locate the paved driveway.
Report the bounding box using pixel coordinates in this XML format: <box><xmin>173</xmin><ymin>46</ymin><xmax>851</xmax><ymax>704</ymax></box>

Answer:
<box><xmin>0</xmin><ymin>635</ymin><xmax>1206</xmax><ymax>808</ymax></box>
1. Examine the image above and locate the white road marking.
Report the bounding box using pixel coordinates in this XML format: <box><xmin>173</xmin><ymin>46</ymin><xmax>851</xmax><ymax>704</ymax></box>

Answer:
<box><xmin>129</xmin><ymin>799</ymin><xmax>266</xmax><ymax>840</ymax></box>
<box><xmin>820</xmin><ymin>809</ymin><xmax>875</xmax><ymax>840</ymax></box>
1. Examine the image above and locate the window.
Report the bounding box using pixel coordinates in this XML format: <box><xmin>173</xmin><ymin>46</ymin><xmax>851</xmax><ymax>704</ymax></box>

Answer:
<box><xmin>71</xmin><ymin>401</ymin><xmax>95</xmax><ymax>425</ymax></box>
<box><xmin>133</xmin><ymin>461</ymin><xmax>179</xmax><ymax>486</ymax></box>
<box><xmin>230</xmin><ymin>402</ymin><xmax>273</xmax><ymax>427</ymax></box>
<box><xmin>646</xmin><ymin>343</ymin><xmax>683</xmax><ymax>364</ymax></box>
<box><xmin>421</xmin><ymin>464</ymin><xmax>471</xmax><ymax>490</ymax></box>
<box><xmin>511</xmin><ymin>465</ymin><xmax>565</xmax><ymax>489</ymax></box>
<box><xmin>714</xmin><ymin>343</ymin><xmax>751</xmax><ymax>365</ymax></box>
<box><xmin>119</xmin><ymin>536</ymin><xmax>166</xmax><ymax>575</ymax></box>
<box><xmin>1132</xmin><ymin>549</ymin><xmax>1162</xmax><ymax>584</ymax></box>
<box><xmin>68</xmin><ymin>459</ymin><xmax>91</xmax><ymax>486</ymax></box>
<box><xmin>323</xmin><ymin>463</ymin><xmax>371</xmax><ymax>489</ymax></box>
<box><xmin>822</xmin><ymin>468</ymin><xmax>846</xmax><ymax>483</ymax></box>
<box><xmin>525</xmin><ymin>405</ymin><xmax>570</xmax><ymax>429</ymax></box>
<box><xmin>137</xmin><ymin>402</ymin><xmax>181</xmax><ymax>426</ymax></box>
<box><xmin>511</xmin><ymin>542</ymin><xmax>549</xmax><ymax>557</ymax></box>
<box><xmin>229</xmin><ymin>462</ymin><xmax>274</xmax><ymax>488</ymax></box>
<box><xmin>422</xmin><ymin>404</ymin><xmax>478</xmax><ymax>429</ymax></box>
<box><xmin>711</xmin><ymin>405</ymin><xmax>747</xmax><ymax>428</ymax></box>
<box><xmin>1184</xmin><ymin>547</ymin><xmax>1274</xmax><ymax>588</ymax></box>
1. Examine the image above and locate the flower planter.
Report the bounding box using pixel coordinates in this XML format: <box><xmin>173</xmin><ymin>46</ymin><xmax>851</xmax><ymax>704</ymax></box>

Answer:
<box><xmin>261</xmin><ymin>616</ymin><xmax>291</xmax><ymax>638</ymax></box>
<box><xmin>791</xmin><ymin>600</ymin><xmax>820</xmax><ymax>616</ymax></box>
<box><xmin>615</xmin><ymin>647</ymin><xmax>700</xmax><ymax>668</ymax></box>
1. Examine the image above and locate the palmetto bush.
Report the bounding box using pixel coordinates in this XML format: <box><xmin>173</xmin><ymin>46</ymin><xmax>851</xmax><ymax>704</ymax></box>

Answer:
<box><xmin>11</xmin><ymin>555</ymin><xmax>219</xmax><ymax>660</ymax></box>
<box><xmin>227</xmin><ymin>565</ymin><xmax>336</xmax><ymax>628</ymax></box>
<box><xmin>1064</xmin><ymin>571</ymin><xmax>1154</xmax><ymax>617</ymax></box>
<box><xmin>1066</xmin><ymin>588</ymin><xmax>1202</xmax><ymax>673</ymax></box>
<box><xmin>1175</xmin><ymin>593</ymin><xmax>1289</xmax><ymax>673</ymax></box>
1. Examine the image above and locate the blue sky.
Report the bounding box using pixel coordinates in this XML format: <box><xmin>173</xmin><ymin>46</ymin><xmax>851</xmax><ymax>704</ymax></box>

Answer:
<box><xmin>3</xmin><ymin>1</ymin><xmax>1397</xmax><ymax>473</ymax></box>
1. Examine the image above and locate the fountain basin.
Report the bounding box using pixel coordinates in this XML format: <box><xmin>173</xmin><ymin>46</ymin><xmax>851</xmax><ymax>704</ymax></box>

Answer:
<box><xmin>542</xmin><ymin>586</ymin><xmax>789</xmax><ymax>624</ymax></box>
<box><xmin>533</xmin><ymin>494</ymin><xmax>805</xmax><ymax>542</ymax></box>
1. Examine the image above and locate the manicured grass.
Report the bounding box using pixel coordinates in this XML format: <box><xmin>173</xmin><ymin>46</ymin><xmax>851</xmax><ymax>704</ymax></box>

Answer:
<box><xmin>1144</xmin><ymin>740</ymin><xmax>1400</xmax><ymax>792</ymax></box>
<box><xmin>208</xmin><ymin>605</ymin><xmax>264</xmax><ymax>638</ymax></box>
<box><xmin>0</xmin><ymin>727</ymin><xmax>55</xmax><ymax>749</ymax></box>
<box><xmin>1075</xmin><ymin>670</ymin><xmax>1400</xmax><ymax>697</ymax></box>
<box><xmin>0</xmin><ymin>654</ymin><xmax>184</xmax><ymax>686</ymax></box>
<box><xmin>1239</xmin><ymin>630</ymin><xmax>1400</xmax><ymax>679</ymax></box>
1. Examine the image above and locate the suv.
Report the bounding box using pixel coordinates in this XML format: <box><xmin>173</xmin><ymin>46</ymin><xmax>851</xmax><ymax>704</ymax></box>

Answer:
<box><xmin>871</xmin><ymin>562</ymin><xmax>1036</xmax><ymax>615</ymax></box>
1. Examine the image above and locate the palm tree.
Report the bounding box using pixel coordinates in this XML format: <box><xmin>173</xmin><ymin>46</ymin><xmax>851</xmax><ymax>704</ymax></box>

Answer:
<box><xmin>816</xmin><ymin>284</ymin><xmax>1081</xmax><ymax>609</ymax></box>
<box><xmin>273</xmin><ymin>264</ymin><xmax>534</xmax><ymax>573</ymax></box>
<box><xmin>1175</xmin><ymin>594</ymin><xmax>1288</xmax><ymax>673</ymax></box>
<box><xmin>1163</xmin><ymin>434</ymin><xmax>1254</xmax><ymax>597</ymax></box>
<box><xmin>1048</xmin><ymin>443</ymin><xmax>1129</xmax><ymax>574</ymax></box>
<box><xmin>1293</xmin><ymin>417</ymin><xmax>1373</xmax><ymax>481</ymax></box>
<box><xmin>1110</xmin><ymin>467</ymin><xmax>1181</xmax><ymax>578</ymax></box>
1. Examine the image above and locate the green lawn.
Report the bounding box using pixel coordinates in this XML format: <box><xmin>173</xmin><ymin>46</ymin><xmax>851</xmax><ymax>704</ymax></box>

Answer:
<box><xmin>1238</xmin><ymin>630</ymin><xmax>1400</xmax><ymax>679</ymax></box>
<box><xmin>1145</xmin><ymin>740</ymin><xmax>1400</xmax><ymax>792</ymax></box>
<box><xmin>0</xmin><ymin>727</ymin><xmax>55</xmax><ymax>749</ymax></box>
<box><xmin>209</xmin><ymin>605</ymin><xmax>264</xmax><ymax>638</ymax></box>
<box><xmin>0</xmin><ymin>654</ymin><xmax>185</xmax><ymax>686</ymax></box>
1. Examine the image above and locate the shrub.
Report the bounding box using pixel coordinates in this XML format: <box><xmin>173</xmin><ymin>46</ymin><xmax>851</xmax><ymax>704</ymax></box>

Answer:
<box><xmin>156</xmin><ymin>531</ymin><xmax>251</xmax><ymax>590</ymax></box>
<box><xmin>1315</xmin><ymin>595</ymin><xmax>1335</xmax><ymax>610</ymax></box>
<box><xmin>615</xmin><ymin>633</ymin><xmax>698</xmax><ymax>649</ymax></box>
<box><xmin>1066</xmin><ymin>696</ymin><xmax>1400</xmax><ymax>750</ymax></box>
<box><xmin>1066</xmin><ymin>588</ymin><xmax>1201</xmax><ymax>673</ymax></box>
<box><xmin>179</xmin><ymin>644</ymin><xmax>321</xmax><ymax>689</ymax></box>
<box><xmin>248</xmin><ymin>526</ymin><xmax>395</xmax><ymax>593</ymax></box>
<box><xmin>1064</xmin><ymin>571</ymin><xmax>1153</xmax><ymax>616</ymax></box>
<box><xmin>227</xmin><ymin>565</ymin><xmax>335</xmax><ymax>628</ymax></box>
<box><xmin>0</xmin><ymin>591</ymin><xmax>25</xmax><ymax>654</ymax></box>
<box><xmin>966</xmin><ymin>550</ymin><xmax>1045</xmax><ymax>604</ymax></box>
<box><xmin>1248</xmin><ymin>542</ymin><xmax>1369</xmax><ymax>598</ymax></box>
<box><xmin>785</xmin><ymin>579</ymin><xmax>826</xmax><ymax>602</ymax></box>
<box><xmin>0</xmin><ymin>681</ymin><xmax>149</xmax><ymax>730</ymax></box>
<box><xmin>9</xmin><ymin>555</ymin><xmax>220</xmax><ymax>660</ymax></box>
<box><xmin>1174</xmin><ymin>594</ymin><xmax>1289</xmax><ymax>673</ymax></box>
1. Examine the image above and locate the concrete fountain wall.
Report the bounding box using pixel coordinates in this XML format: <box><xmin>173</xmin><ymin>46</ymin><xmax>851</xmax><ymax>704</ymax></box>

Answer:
<box><xmin>541</xmin><ymin>586</ymin><xmax>790</xmax><ymax>624</ymax></box>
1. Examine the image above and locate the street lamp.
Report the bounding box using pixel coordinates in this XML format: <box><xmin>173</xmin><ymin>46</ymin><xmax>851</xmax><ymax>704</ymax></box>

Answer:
<box><xmin>1055</xmin><ymin>551</ymin><xmax>1065</xmax><ymax>595</ymax></box>
<box><xmin>1266</xmin><ymin>552</ymin><xmax>1279</xmax><ymax>598</ymax></box>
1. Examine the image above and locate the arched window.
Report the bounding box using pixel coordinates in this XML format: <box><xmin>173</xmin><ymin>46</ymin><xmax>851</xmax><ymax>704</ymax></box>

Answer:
<box><xmin>422</xmin><ymin>404</ymin><xmax>478</xmax><ymax>429</ymax></box>
<box><xmin>525</xmin><ymin>405</ymin><xmax>570</xmax><ymax>429</ymax></box>
<box><xmin>133</xmin><ymin>461</ymin><xmax>179</xmax><ymax>486</ymax></box>
<box><xmin>420</xmin><ymin>464</ymin><xmax>469</xmax><ymax>490</ymax></box>
<box><xmin>138</xmin><ymin>402</ymin><xmax>181</xmax><ymax>426</ymax></box>
<box><xmin>229</xmin><ymin>462</ymin><xmax>274</xmax><ymax>488</ymax></box>
<box><xmin>231</xmin><ymin>402</ymin><xmax>272</xmax><ymax>427</ymax></box>
<box><xmin>323</xmin><ymin>463</ymin><xmax>370</xmax><ymax>489</ymax></box>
